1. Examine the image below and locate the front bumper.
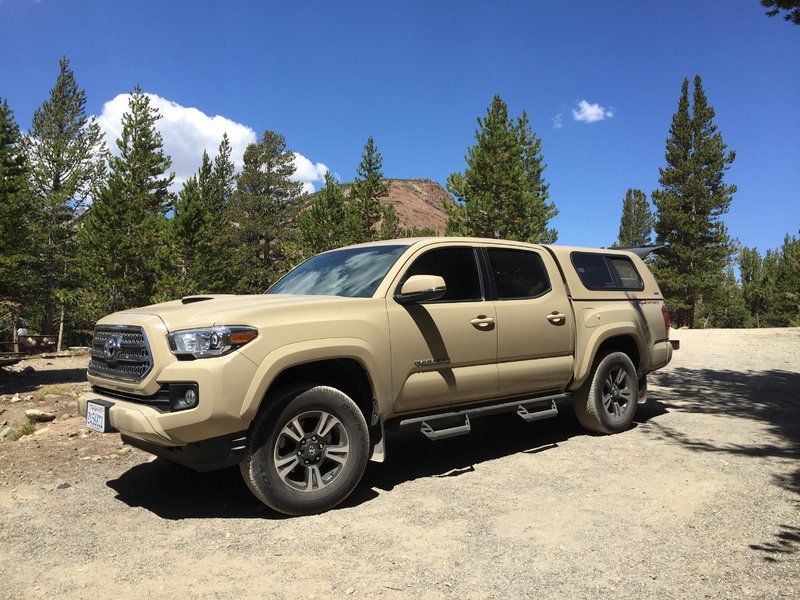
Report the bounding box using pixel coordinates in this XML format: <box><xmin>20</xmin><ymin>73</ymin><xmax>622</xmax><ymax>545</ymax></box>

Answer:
<box><xmin>79</xmin><ymin>348</ymin><xmax>259</xmax><ymax>448</ymax></box>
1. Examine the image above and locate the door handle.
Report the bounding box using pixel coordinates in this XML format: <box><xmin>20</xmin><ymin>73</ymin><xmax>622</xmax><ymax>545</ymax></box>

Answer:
<box><xmin>470</xmin><ymin>316</ymin><xmax>495</xmax><ymax>328</ymax></box>
<box><xmin>546</xmin><ymin>312</ymin><xmax>566</xmax><ymax>324</ymax></box>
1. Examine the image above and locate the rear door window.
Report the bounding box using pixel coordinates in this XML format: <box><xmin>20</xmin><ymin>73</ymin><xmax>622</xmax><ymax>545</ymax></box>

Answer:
<box><xmin>571</xmin><ymin>252</ymin><xmax>644</xmax><ymax>291</ymax></box>
<box><xmin>487</xmin><ymin>249</ymin><xmax>551</xmax><ymax>299</ymax></box>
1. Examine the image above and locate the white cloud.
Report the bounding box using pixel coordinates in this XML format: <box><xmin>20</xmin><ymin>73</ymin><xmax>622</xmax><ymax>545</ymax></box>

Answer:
<box><xmin>290</xmin><ymin>152</ymin><xmax>329</xmax><ymax>194</ymax></box>
<box><xmin>96</xmin><ymin>93</ymin><xmax>327</xmax><ymax>192</ymax></box>
<box><xmin>571</xmin><ymin>99</ymin><xmax>614</xmax><ymax>123</ymax></box>
<box><xmin>552</xmin><ymin>113</ymin><xmax>563</xmax><ymax>129</ymax></box>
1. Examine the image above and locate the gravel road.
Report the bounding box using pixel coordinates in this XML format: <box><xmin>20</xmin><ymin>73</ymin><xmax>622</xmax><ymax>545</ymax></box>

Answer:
<box><xmin>0</xmin><ymin>328</ymin><xmax>798</xmax><ymax>599</ymax></box>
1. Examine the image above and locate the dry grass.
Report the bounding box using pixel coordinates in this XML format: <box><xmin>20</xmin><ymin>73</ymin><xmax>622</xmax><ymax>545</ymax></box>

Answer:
<box><xmin>7</xmin><ymin>417</ymin><xmax>37</xmax><ymax>441</ymax></box>
<box><xmin>33</xmin><ymin>384</ymin><xmax>75</xmax><ymax>402</ymax></box>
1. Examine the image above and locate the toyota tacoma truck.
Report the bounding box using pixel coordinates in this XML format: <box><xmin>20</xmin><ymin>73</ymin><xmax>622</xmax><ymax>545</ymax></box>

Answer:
<box><xmin>79</xmin><ymin>237</ymin><xmax>676</xmax><ymax>515</ymax></box>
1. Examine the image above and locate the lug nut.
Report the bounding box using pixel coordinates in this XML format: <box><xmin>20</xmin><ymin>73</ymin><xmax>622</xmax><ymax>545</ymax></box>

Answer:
<box><xmin>312</xmin><ymin>436</ymin><xmax>317</xmax><ymax>442</ymax></box>
<box><xmin>304</xmin><ymin>460</ymin><xmax>309</xmax><ymax>465</ymax></box>
<box><xmin>297</xmin><ymin>451</ymin><xmax>301</xmax><ymax>456</ymax></box>
<box><xmin>318</xmin><ymin>444</ymin><xmax>324</xmax><ymax>449</ymax></box>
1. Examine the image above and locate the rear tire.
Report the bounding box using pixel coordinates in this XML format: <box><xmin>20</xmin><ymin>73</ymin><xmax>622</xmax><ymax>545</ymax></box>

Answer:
<box><xmin>240</xmin><ymin>385</ymin><xmax>369</xmax><ymax>516</ymax></box>
<box><xmin>574</xmin><ymin>352</ymin><xmax>638</xmax><ymax>434</ymax></box>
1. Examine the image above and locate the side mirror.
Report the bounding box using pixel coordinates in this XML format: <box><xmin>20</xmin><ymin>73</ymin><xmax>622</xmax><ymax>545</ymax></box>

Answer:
<box><xmin>394</xmin><ymin>275</ymin><xmax>447</xmax><ymax>305</ymax></box>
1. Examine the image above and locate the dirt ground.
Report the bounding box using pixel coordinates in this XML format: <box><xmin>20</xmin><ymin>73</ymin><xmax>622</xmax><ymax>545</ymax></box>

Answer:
<box><xmin>0</xmin><ymin>329</ymin><xmax>798</xmax><ymax>599</ymax></box>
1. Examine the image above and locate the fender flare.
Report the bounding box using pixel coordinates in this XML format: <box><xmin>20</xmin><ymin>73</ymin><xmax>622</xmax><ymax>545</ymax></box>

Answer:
<box><xmin>238</xmin><ymin>338</ymin><xmax>388</xmax><ymax>423</ymax></box>
<box><xmin>571</xmin><ymin>323</ymin><xmax>645</xmax><ymax>389</ymax></box>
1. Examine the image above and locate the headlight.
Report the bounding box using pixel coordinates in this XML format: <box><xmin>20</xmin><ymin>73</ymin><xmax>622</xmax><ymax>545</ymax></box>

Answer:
<box><xmin>167</xmin><ymin>326</ymin><xmax>258</xmax><ymax>358</ymax></box>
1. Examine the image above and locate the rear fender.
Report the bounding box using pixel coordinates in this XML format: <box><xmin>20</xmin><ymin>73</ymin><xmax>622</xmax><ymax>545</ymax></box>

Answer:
<box><xmin>570</xmin><ymin>323</ymin><xmax>644</xmax><ymax>390</ymax></box>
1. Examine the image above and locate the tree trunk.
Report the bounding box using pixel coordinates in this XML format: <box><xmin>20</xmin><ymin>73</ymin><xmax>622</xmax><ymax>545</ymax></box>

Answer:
<box><xmin>57</xmin><ymin>305</ymin><xmax>65</xmax><ymax>352</ymax></box>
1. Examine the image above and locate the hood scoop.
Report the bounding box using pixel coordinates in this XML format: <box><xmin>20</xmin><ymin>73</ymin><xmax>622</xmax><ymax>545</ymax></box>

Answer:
<box><xmin>181</xmin><ymin>295</ymin><xmax>216</xmax><ymax>304</ymax></box>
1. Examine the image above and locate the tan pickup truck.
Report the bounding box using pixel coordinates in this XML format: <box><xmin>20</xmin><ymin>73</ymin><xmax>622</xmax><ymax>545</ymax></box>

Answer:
<box><xmin>79</xmin><ymin>237</ymin><xmax>676</xmax><ymax>515</ymax></box>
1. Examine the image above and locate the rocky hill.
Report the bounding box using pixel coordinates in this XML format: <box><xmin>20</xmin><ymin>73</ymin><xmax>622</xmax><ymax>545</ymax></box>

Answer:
<box><xmin>336</xmin><ymin>178</ymin><xmax>454</xmax><ymax>235</ymax></box>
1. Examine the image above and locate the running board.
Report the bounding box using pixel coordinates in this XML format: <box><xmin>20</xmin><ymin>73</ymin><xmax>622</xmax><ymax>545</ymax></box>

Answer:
<box><xmin>517</xmin><ymin>400</ymin><xmax>558</xmax><ymax>422</ymax></box>
<box><xmin>420</xmin><ymin>415</ymin><xmax>472</xmax><ymax>441</ymax></box>
<box><xmin>400</xmin><ymin>393</ymin><xmax>567</xmax><ymax>441</ymax></box>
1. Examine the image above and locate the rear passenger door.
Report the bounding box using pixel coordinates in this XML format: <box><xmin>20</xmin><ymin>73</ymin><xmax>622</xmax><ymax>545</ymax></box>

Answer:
<box><xmin>485</xmin><ymin>247</ymin><xmax>574</xmax><ymax>397</ymax></box>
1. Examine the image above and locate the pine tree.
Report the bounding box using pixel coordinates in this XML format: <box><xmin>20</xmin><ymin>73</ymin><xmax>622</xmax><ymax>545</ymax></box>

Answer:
<box><xmin>196</xmin><ymin>150</ymin><xmax>215</xmax><ymax>208</ymax></box>
<box><xmin>739</xmin><ymin>246</ymin><xmax>767</xmax><ymax>327</ymax></box>
<box><xmin>299</xmin><ymin>171</ymin><xmax>356</xmax><ymax>254</ymax></box>
<box><xmin>378</xmin><ymin>203</ymin><xmax>401</xmax><ymax>240</ymax></box>
<box><xmin>652</xmin><ymin>76</ymin><xmax>736</xmax><ymax>328</ymax></box>
<box><xmin>227</xmin><ymin>130</ymin><xmax>305</xmax><ymax>292</ymax></box>
<box><xmin>517</xmin><ymin>111</ymin><xmax>558</xmax><ymax>243</ymax></box>
<box><xmin>761</xmin><ymin>0</ymin><xmax>800</xmax><ymax>25</ymax></box>
<box><xmin>695</xmin><ymin>265</ymin><xmax>748</xmax><ymax>329</ymax></box>
<box><xmin>212</xmin><ymin>133</ymin><xmax>236</xmax><ymax>204</ymax></box>
<box><xmin>199</xmin><ymin>135</ymin><xmax>239</xmax><ymax>291</ymax></box>
<box><xmin>26</xmin><ymin>57</ymin><xmax>107</xmax><ymax>338</ymax></box>
<box><xmin>167</xmin><ymin>175</ymin><xmax>209</xmax><ymax>297</ymax></box>
<box><xmin>446</xmin><ymin>95</ymin><xmax>557</xmax><ymax>242</ymax></box>
<box><xmin>349</xmin><ymin>136</ymin><xmax>389</xmax><ymax>243</ymax></box>
<box><xmin>0</xmin><ymin>99</ymin><xmax>34</xmax><ymax>333</ymax></box>
<box><xmin>768</xmin><ymin>233</ymin><xmax>800</xmax><ymax>325</ymax></box>
<box><xmin>615</xmin><ymin>189</ymin><xmax>654</xmax><ymax>247</ymax></box>
<box><xmin>77</xmin><ymin>87</ymin><xmax>174</xmax><ymax>320</ymax></box>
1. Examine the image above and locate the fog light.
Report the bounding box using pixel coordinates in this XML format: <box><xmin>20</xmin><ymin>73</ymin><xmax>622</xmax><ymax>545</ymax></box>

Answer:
<box><xmin>168</xmin><ymin>383</ymin><xmax>199</xmax><ymax>411</ymax></box>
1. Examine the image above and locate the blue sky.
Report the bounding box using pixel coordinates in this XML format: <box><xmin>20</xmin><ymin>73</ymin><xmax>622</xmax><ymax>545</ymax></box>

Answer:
<box><xmin>1</xmin><ymin>0</ymin><xmax>798</xmax><ymax>253</ymax></box>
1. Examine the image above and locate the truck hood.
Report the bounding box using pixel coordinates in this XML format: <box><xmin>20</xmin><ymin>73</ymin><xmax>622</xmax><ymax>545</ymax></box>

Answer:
<box><xmin>103</xmin><ymin>294</ymin><xmax>356</xmax><ymax>332</ymax></box>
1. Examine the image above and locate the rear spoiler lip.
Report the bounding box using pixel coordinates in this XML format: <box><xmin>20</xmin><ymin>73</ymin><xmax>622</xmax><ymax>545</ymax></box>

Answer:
<box><xmin>612</xmin><ymin>244</ymin><xmax>668</xmax><ymax>258</ymax></box>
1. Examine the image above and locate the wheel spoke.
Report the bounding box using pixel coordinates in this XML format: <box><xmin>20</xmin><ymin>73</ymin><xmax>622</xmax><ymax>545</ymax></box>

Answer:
<box><xmin>605</xmin><ymin>374</ymin><xmax>615</xmax><ymax>389</ymax></box>
<box><xmin>326</xmin><ymin>443</ymin><xmax>349</xmax><ymax>465</ymax></box>
<box><xmin>306</xmin><ymin>465</ymin><xmax>325</xmax><ymax>490</ymax></box>
<box><xmin>619</xmin><ymin>389</ymin><xmax>633</xmax><ymax>400</ymax></box>
<box><xmin>282</xmin><ymin>418</ymin><xmax>305</xmax><ymax>442</ymax></box>
<box><xmin>615</xmin><ymin>369</ymin><xmax>627</xmax><ymax>386</ymax></box>
<box><xmin>315</xmin><ymin>412</ymin><xmax>339</xmax><ymax>438</ymax></box>
<box><xmin>602</xmin><ymin>393</ymin><xmax>613</xmax><ymax>409</ymax></box>
<box><xmin>276</xmin><ymin>455</ymin><xmax>300</xmax><ymax>480</ymax></box>
<box><xmin>611</xmin><ymin>402</ymin><xmax>621</xmax><ymax>417</ymax></box>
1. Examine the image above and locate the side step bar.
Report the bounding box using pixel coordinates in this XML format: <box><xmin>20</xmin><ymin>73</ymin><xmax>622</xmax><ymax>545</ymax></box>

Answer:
<box><xmin>400</xmin><ymin>393</ymin><xmax>568</xmax><ymax>441</ymax></box>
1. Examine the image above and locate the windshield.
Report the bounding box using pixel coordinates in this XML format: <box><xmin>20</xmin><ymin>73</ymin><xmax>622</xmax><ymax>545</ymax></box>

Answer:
<box><xmin>268</xmin><ymin>245</ymin><xmax>407</xmax><ymax>298</ymax></box>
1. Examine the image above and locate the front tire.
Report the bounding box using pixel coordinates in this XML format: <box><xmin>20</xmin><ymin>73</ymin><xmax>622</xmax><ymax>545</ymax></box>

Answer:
<box><xmin>240</xmin><ymin>385</ymin><xmax>370</xmax><ymax>516</ymax></box>
<box><xmin>574</xmin><ymin>352</ymin><xmax>638</xmax><ymax>434</ymax></box>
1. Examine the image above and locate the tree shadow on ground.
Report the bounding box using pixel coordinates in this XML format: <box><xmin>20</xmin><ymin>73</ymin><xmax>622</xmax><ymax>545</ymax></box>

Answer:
<box><xmin>0</xmin><ymin>367</ymin><xmax>87</xmax><ymax>394</ymax></box>
<box><xmin>748</xmin><ymin>523</ymin><xmax>800</xmax><ymax>563</ymax></box>
<box><xmin>647</xmin><ymin>367</ymin><xmax>800</xmax><ymax>561</ymax></box>
<box><xmin>647</xmin><ymin>368</ymin><xmax>800</xmax><ymax>491</ymax></box>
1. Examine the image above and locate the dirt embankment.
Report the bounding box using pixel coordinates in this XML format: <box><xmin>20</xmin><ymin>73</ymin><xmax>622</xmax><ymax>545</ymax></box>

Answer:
<box><xmin>0</xmin><ymin>329</ymin><xmax>798</xmax><ymax>599</ymax></box>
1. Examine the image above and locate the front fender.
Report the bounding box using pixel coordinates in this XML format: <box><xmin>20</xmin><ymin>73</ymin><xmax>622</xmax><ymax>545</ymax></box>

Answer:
<box><xmin>238</xmin><ymin>338</ymin><xmax>389</xmax><ymax>422</ymax></box>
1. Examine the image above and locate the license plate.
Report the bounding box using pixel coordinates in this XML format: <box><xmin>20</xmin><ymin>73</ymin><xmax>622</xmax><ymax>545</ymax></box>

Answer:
<box><xmin>86</xmin><ymin>400</ymin><xmax>114</xmax><ymax>433</ymax></box>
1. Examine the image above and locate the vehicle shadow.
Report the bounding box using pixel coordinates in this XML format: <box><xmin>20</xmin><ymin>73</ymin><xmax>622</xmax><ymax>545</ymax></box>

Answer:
<box><xmin>106</xmin><ymin>402</ymin><xmax>667</xmax><ymax>520</ymax></box>
<box><xmin>353</xmin><ymin>409</ymin><xmax>604</xmax><ymax>500</ymax></box>
<box><xmin>107</xmin><ymin>366</ymin><xmax>798</xmax><ymax>529</ymax></box>
<box><xmin>106</xmin><ymin>460</ymin><xmax>276</xmax><ymax>520</ymax></box>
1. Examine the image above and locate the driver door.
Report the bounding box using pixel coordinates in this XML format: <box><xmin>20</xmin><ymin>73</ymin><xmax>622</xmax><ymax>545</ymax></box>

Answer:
<box><xmin>386</xmin><ymin>246</ymin><xmax>498</xmax><ymax>414</ymax></box>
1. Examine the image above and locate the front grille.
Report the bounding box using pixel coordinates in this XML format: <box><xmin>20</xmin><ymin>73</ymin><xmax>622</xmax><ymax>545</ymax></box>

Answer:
<box><xmin>88</xmin><ymin>325</ymin><xmax>153</xmax><ymax>382</ymax></box>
